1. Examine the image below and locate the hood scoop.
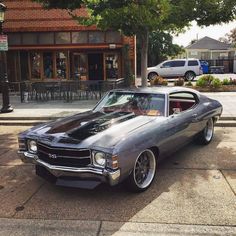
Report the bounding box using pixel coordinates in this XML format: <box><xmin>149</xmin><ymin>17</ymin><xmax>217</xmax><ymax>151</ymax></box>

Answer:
<box><xmin>68</xmin><ymin>112</ymin><xmax>136</xmax><ymax>140</ymax></box>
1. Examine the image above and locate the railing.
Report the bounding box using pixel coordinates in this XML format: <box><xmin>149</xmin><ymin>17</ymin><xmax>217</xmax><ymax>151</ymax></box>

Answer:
<box><xmin>9</xmin><ymin>78</ymin><xmax>125</xmax><ymax>102</ymax></box>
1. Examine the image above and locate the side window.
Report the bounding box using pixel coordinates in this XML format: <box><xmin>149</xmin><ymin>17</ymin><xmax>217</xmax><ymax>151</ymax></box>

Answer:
<box><xmin>169</xmin><ymin>92</ymin><xmax>198</xmax><ymax>115</ymax></box>
<box><xmin>162</xmin><ymin>61</ymin><xmax>172</xmax><ymax>68</ymax></box>
<box><xmin>171</xmin><ymin>61</ymin><xmax>186</xmax><ymax>67</ymax></box>
<box><xmin>188</xmin><ymin>60</ymin><xmax>199</xmax><ymax>66</ymax></box>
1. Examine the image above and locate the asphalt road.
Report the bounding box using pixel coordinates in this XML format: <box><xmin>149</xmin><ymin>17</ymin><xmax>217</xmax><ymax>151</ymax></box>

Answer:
<box><xmin>0</xmin><ymin>126</ymin><xmax>235</xmax><ymax>235</ymax></box>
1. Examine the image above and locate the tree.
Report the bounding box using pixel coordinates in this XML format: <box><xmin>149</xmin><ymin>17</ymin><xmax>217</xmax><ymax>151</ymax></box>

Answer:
<box><xmin>219</xmin><ymin>28</ymin><xmax>236</xmax><ymax>45</ymax></box>
<box><xmin>148</xmin><ymin>31</ymin><xmax>185</xmax><ymax>66</ymax></box>
<box><xmin>35</xmin><ymin>0</ymin><xmax>236</xmax><ymax>87</ymax></box>
<box><xmin>136</xmin><ymin>31</ymin><xmax>185</xmax><ymax>74</ymax></box>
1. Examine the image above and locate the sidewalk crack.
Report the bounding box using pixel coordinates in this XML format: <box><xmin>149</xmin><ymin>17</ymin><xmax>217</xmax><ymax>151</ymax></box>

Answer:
<box><xmin>96</xmin><ymin>221</ymin><xmax>102</xmax><ymax>236</ymax></box>
<box><xmin>220</xmin><ymin>170</ymin><xmax>236</xmax><ymax>196</ymax></box>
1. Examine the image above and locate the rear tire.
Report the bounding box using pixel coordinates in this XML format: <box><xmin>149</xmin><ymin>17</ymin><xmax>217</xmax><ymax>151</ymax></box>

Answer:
<box><xmin>185</xmin><ymin>71</ymin><xmax>196</xmax><ymax>81</ymax></box>
<box><xmin>125</xmin><ymin>149</ymin><xmax>157</xmax><ymax>192</ymax></box>
<box><xmin>196</xmin><ymin>118</ymin><xmax>214</xmax><ymax>145</ymax></box>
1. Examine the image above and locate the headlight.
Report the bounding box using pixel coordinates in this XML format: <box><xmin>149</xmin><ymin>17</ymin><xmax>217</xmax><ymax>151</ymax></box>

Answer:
<box><xmin>28</xmin><ymin>140</ymin><xmax>37</xmax><ymax>153</ymax></box>
<box><xmin>94</xmin><ymin>152</ymin><xmax>106</xmax><ymax>167</ymax></box>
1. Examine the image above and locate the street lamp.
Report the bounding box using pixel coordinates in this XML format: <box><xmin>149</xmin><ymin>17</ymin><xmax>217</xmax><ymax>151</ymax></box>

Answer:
<box><xmin>0</xmin><ymin>2</ymin><xmax>13</xmax><ymax>113</ymax></box>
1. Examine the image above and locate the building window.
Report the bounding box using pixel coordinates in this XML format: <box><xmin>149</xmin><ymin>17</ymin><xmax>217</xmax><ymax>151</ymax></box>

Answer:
<box><xmin>39</xmin><ymin>33</ymin><xmax>54</xmax><ymax>45</ymax></box>
<box><xmin>56</xmin><ymin>52</ymin><xmax>67</xmax><ymax>79</ymax></box>
<box><xmin>30</xmin><ymin>52</ymin><xmax>41</xmax><ymax>79</ymax></box>
<box><xmin>105</xmin><ymin>54</ymin><xmax>119</xmax><ymax>79</ymax></box>
<box><xmin>43</xmin><ymin>52</ymin><xmax>53</xmax><ymax>78</ymax></box>
<box><xmin>72</xmin><ymin>32</ymin><xmax>88</xmax><ymax>44</ymax></box>
<box><xmin>22</xmin><ymin>33</ymin><xmax>38</xmax><ymax>45</ymax></box>
<box><xmin>55</xmin><ymin>32</ymin><xmax>71</xmax><ymax>44</ymax></box>
<box><xmin>8</xmin><ymin>33</ymin><xmax>21</xmax><ymax>45</ymax></box>
<box><xmin>106</xmin><ymin>31</ymin><xmax>121</xmax><ymax>43</ymax></box>
<box><xmin>88</xmin><ymin>31</ymin><xmax>105</xmax><ymax>43</ymax></box>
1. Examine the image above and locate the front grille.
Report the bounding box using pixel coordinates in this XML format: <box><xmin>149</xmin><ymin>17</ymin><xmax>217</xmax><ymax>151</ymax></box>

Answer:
<box><xmin>18</xmin><ymin>138</ymin><xmax>26</xmax><ymax>151</ymax></box>
<box><xmin>37</xmin><ymin>142</ymin><xmax>91</xmax><ymax>168</ymax></box>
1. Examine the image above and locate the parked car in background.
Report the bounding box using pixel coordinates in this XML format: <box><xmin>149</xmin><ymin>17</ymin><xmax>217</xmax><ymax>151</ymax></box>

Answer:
<box><xmin>147</xmin><ymin>58</ymin><xmax>203</xmax><ymax>81</ymax></box>
<box><xmin>18</xmin><ymin>87</ymin><xmax>222</xmax><ymax>192</ymax></box>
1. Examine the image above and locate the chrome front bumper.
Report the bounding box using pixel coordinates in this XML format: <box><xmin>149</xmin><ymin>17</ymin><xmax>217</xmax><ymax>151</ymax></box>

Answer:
<box><xmin>18</xmin><ymin>151</ymin><xmax>120</xmax><ymax>186</ymax></box>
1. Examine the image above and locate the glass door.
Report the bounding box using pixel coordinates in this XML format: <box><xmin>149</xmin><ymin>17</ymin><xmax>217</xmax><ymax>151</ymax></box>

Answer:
<box><xmin>72</xmin><ymin>53</ymin><xmax>88</xmax><ymax>80</ymax></box>
<box><xmin>105</xmin><ymin>53</ymin><xmax>120</xmax><ymax>80</ymax></box>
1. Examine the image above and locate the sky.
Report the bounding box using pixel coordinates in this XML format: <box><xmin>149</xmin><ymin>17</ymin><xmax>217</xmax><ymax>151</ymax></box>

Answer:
<box><xmin>173</xmin><ymin>20</ymin><xmax>236</xmax><ymax>47</ymax></box>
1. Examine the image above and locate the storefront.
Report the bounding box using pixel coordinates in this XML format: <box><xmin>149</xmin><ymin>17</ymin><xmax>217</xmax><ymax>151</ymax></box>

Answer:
<box><xmin>4</xmin><ymin>1</ymin><xmax>135</xmax><ymax>85</ymax></box>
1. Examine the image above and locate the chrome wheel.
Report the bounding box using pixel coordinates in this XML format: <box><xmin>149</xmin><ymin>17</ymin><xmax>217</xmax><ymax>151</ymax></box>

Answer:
<box><xmin>148</xmin><ymin>72</ymin><xmax>158</xmax><ymax>81</ymax></box>
<box><xmin>204</xmin><ymin>118</ymin><xmax>214</xmax><ymax>142</ymax></box>
<box><xmin>133</xmin><ymin>150</ymin><xmax>156</xmax><ymax>189</ymax></box>
<box><xmin>196</xmin><ymin>118</ymin><xmax>214</xmax><ymax>145</ymax></box>
<box><xmin>185</xmin><ymin>72</ymin><xmax>195</xmax><ymax>81</ymax></box>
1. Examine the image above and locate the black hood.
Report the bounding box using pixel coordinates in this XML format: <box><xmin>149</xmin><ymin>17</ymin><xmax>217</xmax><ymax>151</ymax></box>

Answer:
<box><xmin>29</xmin><ymin>110</ymin><xmax>160</xmax><ymax>148</ymax></box>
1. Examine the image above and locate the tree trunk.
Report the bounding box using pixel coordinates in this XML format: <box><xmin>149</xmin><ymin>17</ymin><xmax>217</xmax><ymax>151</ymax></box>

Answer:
<box><xmin>140</xmin><ymin>30</ymin><xmax>148</xmax><ymax>87</ymax></box>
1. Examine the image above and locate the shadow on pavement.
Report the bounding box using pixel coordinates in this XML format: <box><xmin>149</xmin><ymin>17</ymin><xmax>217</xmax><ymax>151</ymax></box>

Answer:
<box><xmin>0</xmin><ymin>126</ymin><xmax>235</xmax><ymax>234</ymax></box>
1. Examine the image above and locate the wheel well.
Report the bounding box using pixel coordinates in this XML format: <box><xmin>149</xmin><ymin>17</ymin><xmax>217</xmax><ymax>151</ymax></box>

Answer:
<box><xmin>149</xmin><ymin>146</ymin><xmax>159</xmax><ymax>160</ymax></box>
<box><xmin>212</xmin><ymin>116</ymin><xmax>218</xmax><ymax>124</ymax></box>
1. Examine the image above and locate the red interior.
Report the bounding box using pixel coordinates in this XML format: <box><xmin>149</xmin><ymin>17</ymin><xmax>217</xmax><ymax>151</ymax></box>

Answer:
<box><xmin>169</xmin><ymin>100</ymin><xmax>195</xmax><ymax>114</ymax></box>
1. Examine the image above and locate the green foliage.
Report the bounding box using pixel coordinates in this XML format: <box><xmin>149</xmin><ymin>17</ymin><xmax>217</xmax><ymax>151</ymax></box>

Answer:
<box><xmin>147</xmin><ymin>31</ymin><xmax>185</xmax><ymax>66</ymax></box>
<box><xmin>196</xmin><ymin>75</ymin><xmax>215</xmax><ymax>87</ymax></box>
<box><xmin>196</xmin><ymin>78</ymin><xmax>209</xmax><ymax>87</ymax></box>
<box><xmin>196</xmin><ymin>75</ymin><xmax>223</xmax><ymax>88</ymax></box>
<box><xmin>174</xmin><ymin>78</ymin><xmax>184</xmax><ymax>86</ymax></box>
<box><xmin>211</xmin><ymin>78</ymin><xmax>222</xmax><ymax>88</ymax></box>
<box><xmin>185</xmin><ymin>81</ymin><xmax>193</xmax><ymax>86</ymax></box>
<box><xmin>150</xmin><ymin>76</ymin><xmax>168</xmax><ymax>86</ymax></box>
<box><xmin>222</xmin><ymin>78</ymin><xmax>230</xmax><ymax>85</ymax></box>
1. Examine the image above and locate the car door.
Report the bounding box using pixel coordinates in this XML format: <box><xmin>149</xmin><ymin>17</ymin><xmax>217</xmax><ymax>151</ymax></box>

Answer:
<box><xmin>159</xmin><ymin>61</ymin><xmax>173</xmax><ymax>77</ymax></box>
<box><xmin>158</xmin><ymin>92</ymin><xmax>199</xmax><ymax>157</ymax></box>
<box><xmin>171</xmin><ymin>60</ymin><xmax>186</xmax><ymax>77</ymax></box>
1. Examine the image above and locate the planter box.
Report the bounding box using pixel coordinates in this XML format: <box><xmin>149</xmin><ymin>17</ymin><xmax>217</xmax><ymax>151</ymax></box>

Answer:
<box><xmin>187</xmin><ymin>85</ymin><xmax>236</xmax><ymax>92</ymax></box>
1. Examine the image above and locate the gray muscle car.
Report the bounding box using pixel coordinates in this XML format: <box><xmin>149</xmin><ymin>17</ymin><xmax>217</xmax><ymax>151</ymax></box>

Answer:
<box><xmin>18</xmin><ymin>87</ymin><xmax>222</xmax><ymax>192</ymax></box>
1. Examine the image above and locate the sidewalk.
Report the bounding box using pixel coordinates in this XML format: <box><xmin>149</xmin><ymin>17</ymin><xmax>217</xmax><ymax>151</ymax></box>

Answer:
<box><xmin>0</xmin><ymin>92</ymin><xmax>236</xmax><ymax>126</ymax></box>
<box><xmin>0</xmin><ymin>218</ymin><xmax>235</xmax><ymax>236</ymax></box>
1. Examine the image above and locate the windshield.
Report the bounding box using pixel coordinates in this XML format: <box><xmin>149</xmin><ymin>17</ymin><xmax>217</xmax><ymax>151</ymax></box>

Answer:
<box><xmin>94</xmin><ymin>91</ymin><xmax>165</xmax><ymax>116</ymax></box>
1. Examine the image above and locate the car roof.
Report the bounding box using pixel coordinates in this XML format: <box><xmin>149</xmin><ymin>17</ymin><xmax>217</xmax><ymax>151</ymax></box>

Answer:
<box><xmin>110</xmin><ymin>86</ymin><xmax>201</xmax><ymax>96</ymax></box>
<box><xmin>164</xmin><ymin>58</ymin><xmax>199</xmax><ymax>62</ymax></box>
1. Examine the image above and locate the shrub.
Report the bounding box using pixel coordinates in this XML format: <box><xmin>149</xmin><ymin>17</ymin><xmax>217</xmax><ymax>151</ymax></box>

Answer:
<box><xmin>211</xmin><ymin>78</ymin><xmax>222</xmax><ymax>88</ymax></box>
<box><xmin>185</xmin><ymin>81</ymin><xmax>193</xmax><ymax>86</ymax></box>
<box><xmin>196</xmin><ymin>77</ymin><xmax>208</xmax><ymax>87</ymax></box>
<box><xmin>229</xmin><ymin>78</ymin><xmax>236</xmax><ymax>85</ymax></box>
<box><xmin>151</xmin><ymin>76</ymin><xmax>168</xmax><ymax>86</ymax></box>
<box><xmin>196</xmin><ymin>75</ymin><xmax>217</xmax><ymax>87</ymax></box>
<box><xmin>222</xmin><ymin>78</ymin><xmax>230</xmax><ymax>85</ymax></box>
<box><xmin>174</xmin><ymin>78</ymin><xmax>184</xmax><ymax>86</ymax></box>
<box><xmin>200</xmin><ymin>75</ymin><xmax>215</xmax><ymax>85</ymax></box>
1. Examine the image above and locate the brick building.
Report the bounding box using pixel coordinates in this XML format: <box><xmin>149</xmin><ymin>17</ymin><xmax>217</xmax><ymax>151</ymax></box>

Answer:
<box><xmin>3</xmin><ymin>0</ymin><xmax>136</xmax><ymax>84</ymax></box>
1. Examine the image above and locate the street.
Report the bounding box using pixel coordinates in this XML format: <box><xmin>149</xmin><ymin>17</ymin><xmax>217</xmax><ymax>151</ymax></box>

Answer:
<box><xmin>0</xmin><ymin>125</ymin><xmax>235</xmax><ymax>235</ymax></box>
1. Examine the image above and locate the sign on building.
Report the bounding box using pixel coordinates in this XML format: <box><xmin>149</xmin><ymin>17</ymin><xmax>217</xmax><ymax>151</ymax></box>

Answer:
<box><xmin>0</xmin><ymin>35</ymin><xmax>8</xmax><ymax>51</ymax></box>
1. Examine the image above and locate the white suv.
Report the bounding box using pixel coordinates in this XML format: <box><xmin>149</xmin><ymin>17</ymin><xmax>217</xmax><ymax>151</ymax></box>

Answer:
<box><xmin>147</xmin><ymin>58</ymin><xmax>203</xmax><ymax>81</ymax></box>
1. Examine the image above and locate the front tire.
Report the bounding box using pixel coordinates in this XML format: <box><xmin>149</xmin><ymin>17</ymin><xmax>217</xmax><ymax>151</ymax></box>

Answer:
<box><xmin>125</xmin><ymin>149</ymin><xmax>157</xmax><ymax>192</ymax></box>
<box><xmin>196</xmin><ymin>118</ymin><xmax>214</xmax><ymax>145</ymax></box>
<box><xmin>185</xmin><ymin>71</ymin><xmax>196</xmax><ymax>81</ymax></box>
